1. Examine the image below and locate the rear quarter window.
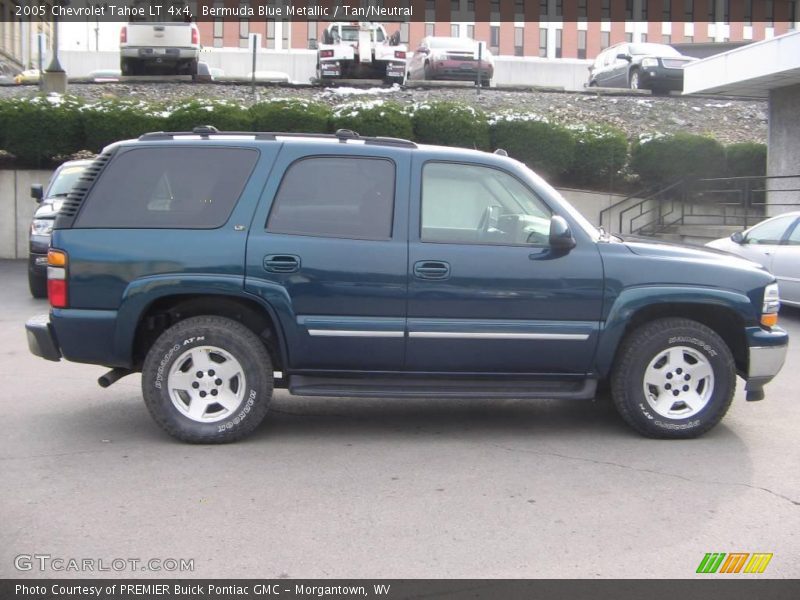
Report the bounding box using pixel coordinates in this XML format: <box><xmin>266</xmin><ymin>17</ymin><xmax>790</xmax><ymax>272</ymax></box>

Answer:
<box><xmin>75</xmin><ymin>147</ymin><xmax>258</xmax><ymax>229</ymax></box>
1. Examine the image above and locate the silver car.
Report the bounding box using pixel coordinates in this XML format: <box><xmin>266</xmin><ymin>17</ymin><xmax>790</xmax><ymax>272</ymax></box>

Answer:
<box><xmin>706</xmin><ymin>211</ymin><xmax>800</xmax><ymax>307</ymax></box>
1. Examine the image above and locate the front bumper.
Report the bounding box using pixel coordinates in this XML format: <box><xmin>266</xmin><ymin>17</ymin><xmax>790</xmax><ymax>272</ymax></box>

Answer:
<box><xmin>26</xmin><ymin>314</ymin><xmax>61</xmax><ymax>362</ymax></box>
<box><xmin>744</xmin><ymin>325</ymin><xmax>788</xmax><ymax>398</ymax></box>
<box><xmin>638</xmin><ymin>66</ymin><xmax>684</xmax><ymax>91</ymax></box>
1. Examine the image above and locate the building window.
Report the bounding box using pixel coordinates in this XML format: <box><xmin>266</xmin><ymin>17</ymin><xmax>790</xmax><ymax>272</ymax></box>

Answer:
<box><xmin>685</xmin><ymin>35</ymin><xmax>693</xmax><ymax>43</ymax></box>
<box><xmin>451</xmin><ymin>24</ymin><xmax>459</xmax><ymax>37</ymax></box>
<box><xmin>400</xmin><ymin>23</ymin><xmax>409</xmax><ymax>44</ymax></box>
<box><xmin>791</xmin><ymin>1</ymin><xmax>798</xmax><ymax>25</ymax></box>
<box><xmin>684</xmin><ymin>0</ymin><xmax>694</xmax><ymax>20</ymax></box>
<box><xmin>555</xmin><ymin>28</ymin><xmax>562</xmax><ymax>58</ymax></box>
<box><xmin>451</xmin><ymin>0</ymin><xmax>460</xmax><ymax>13</ymax></box>
<box><xmin>267</xmin><ymin>21</ymin><xmax>275</xmax><ymax>49</ymax></box>
<box><xmin>539</xmin><ymin>27</ymin><xmax>547</xmax><ymax>57</ymax></box>
<box><xmin>425</xmin><ymin>22</ymin><xmax>434</xmax><ymax>37</ymax></box>
<box><xmin>642</xmin><ymin>0</ymin><xmax>648</xmax><ymax>19</ymax></box>
<box><xmin>578</xmin><ymin>0</ymin><xmax>588</xmax><ymax>18</ymax></box>
<box><xmin>602</xmin><ymin>0</ymin><xmax>611</xmax><ymax>19</ymax></box>
<box><xmin>468</xmin><ymin>0</ymin><xmax>475</xmax><ymax>12</ymax></box>
<box><xmin>467</xmin><ymin>24</ymin><xmax>475</xmax><ymax>39</ymax></box>
<box><xmin>577</xmin><ymin>30</ymin><xmax>586</xmax><ymax>59</ymax></box>
<box><xmin>307</xmin><ymin>22</ymin><xmax>317</xmax><ymax>48</ymax></box>
<box><xmin>601</xmin><ymin>31</ymin><xmax>610</xmax><ymax>49</ymax></box>
<box><xmin>663</xmin><ymin>34</ymin><xmax>671</xmax><ymax>44</ymax></box>
<box><xmin>490</xmin><ymin>0</ymin><xmax>500</xmax><ymax>15</ymax></box>
<box><xmin>641</xmin><ymin>33</ymin><xmax>648</xmax><ymax>43</ymax></box>
<box><xmin>625</xmin><ymin>32</ymin><xmax>633</xmax><ymax>43</ymax></box>
<box><xmin>625</xmin><ymin>0</ymin><xmax>634</xmax><ymax>19</ymax></box>
<box><xmin>744</xmin><ymin>0</ymin><xmax>752</xmax><ymax>24</ymax></box>
<box><xmin>766</xmin><ymin>0</ymin><xmax>774</xmax><ymax>25</ymax></box>
<box><xmin>514</xmin><ymin>26</ymin><xmax>524</xmax><ymax>56</ymax></box>
<box><xmin>515</xmin><ymin>0</ymin><xmax>525</xmax><ymax>17</ymax></box>
<box><xmin>490</xmin><ymin>25</ymin><xmax>500</xmax><ymax>53</ymax></box>
<box><xmin>281</xmin><ymin>20</ymin><xmax>289</xmax><ymax>48</ymax></box>
<box><xmin>239</xmin><ymin>19</ymin><xmax>249</xmax><ymax>49</ymax></box>
<box><xmin>723</xmin><ymin>0</ymin><xmax>730</xmax><ymax>23</ymax></box>
<box><xmin>213</xmin><ymin>19</ymin><xmax>223</xmax><ymax>48</ymax></box>
<box><xmin>663</xmin><ymin>0</ymin><xmax>672</xmax><ymax>20</ymax></box>
<box><xmin>555</xmin><ymin>0</ymin><xmax>563</xmax><ymax>18</ymax></box>
<box><xmin>539</xmin><ymin>0</ymin><xmax>548</xmax><ymax>19</ymax></box>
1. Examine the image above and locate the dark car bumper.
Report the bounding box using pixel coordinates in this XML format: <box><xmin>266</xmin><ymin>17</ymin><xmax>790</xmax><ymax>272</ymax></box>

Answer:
<box><xmin>26</xmin><ymin>314</ymin><xmax>61</xmax><ymax>362</ymax></box>
<box><xmin>430</xmin><ymin>60</ymin><xmax>494</xmax><ymax>81</ymax></box>
<box><xmin>638</xmin><ymin>66</ymin><xmax>685</xmax><ymax>91</ymax></box>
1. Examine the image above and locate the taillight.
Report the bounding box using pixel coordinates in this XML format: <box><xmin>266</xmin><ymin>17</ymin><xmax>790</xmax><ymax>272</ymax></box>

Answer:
<box><xmin>120</xmin><ymin>26</ymin><xmax>127</xmax><ymax>44</ymax></box>
<box><xmin>47</xmin><ymin>249</ymin><xmax>68</xmax><ymax>309</ymax></box>
<box><xmin>320</xmin><ymin>49</ymin><xmax>334</xmax><ymax>59</ymax></box>
<box><xmin>191</xmin><ymin>26</ymin><xmax>199</xmax><ymax>45</ymax></box>
<box><xmin>395</xmin><ymin>50</ymin><xmax>406</xmax><ymax>59</ymax></box>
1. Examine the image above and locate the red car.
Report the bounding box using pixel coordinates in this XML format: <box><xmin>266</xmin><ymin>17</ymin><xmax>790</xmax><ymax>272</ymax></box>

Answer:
<box><xmin>407</xmin><ymin>37</ymin><xmax>494</xmax><ymax>86</ymax></box>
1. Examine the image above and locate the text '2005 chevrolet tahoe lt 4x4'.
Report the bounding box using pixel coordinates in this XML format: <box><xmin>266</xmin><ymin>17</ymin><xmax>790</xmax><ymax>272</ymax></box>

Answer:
<box><xmin>26</xmin><ymin>127</ymin><xmax>789</xmax><ymax>443</ymax></box>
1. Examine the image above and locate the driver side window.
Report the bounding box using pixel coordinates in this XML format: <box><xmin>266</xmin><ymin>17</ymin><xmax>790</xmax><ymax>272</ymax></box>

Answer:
<box><xmin>421</xmin><ymin>162</ymin><xmax>552</xmax><ymax>246</ymax></box>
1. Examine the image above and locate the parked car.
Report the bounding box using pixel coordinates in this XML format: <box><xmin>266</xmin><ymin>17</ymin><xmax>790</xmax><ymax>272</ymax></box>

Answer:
<box><xmin>28</xmin><ymin>160</ymin><xmax>92</xmax><ymax>298</ymax></box>
<box><xmin>587</xmin><ymin>43</ymin><xmax>696</xmax><ymax>93</ymax></box>
<box><xmin>14</xmin><ymin>69</ymin><xmax>41</xmax><ymax>84</ymax></box>
<box><xmin>408</xmin><ymin>36</ymin><xmax>493</xmax><ymax>85</ymax></box>
<box><xmin>119</xmin><ymin>15</ymin><xmax>200</xmax><ymax>77</ymax></box>
<box><xmin>25</xmin><ymin>127</ymin><xmax>787</xmax><ymax>443</ymax></box>
<box><xmin>706</xmin><ymin>212</ymin><xmax>800</xmax><ymax>307</ymax></box>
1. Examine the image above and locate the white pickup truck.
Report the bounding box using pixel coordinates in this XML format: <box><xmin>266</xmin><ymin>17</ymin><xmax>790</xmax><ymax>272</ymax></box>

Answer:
<box><xmin>120</xmin><ymin>18</ymin><xmax>200</xmax><ymax>77</ymax></box>
<box><xmin>316</xmin><ymin>22</ymin><xmax>407</xmax><ymax>84</ymax></box>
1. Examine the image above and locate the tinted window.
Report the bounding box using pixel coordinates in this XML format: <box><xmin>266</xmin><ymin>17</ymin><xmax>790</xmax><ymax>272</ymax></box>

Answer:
<box><xmin>745</xmin><ymin>215</ymin><xmax>795</xmax><ymax>245</ymax></box>
<box><xmin>267</xmin><ymin>157</ymin><xmax>395</xmax><ymax>240</ymax></box>
<box><xmin>76</xmin><ymin>147</ymin><xmax>258</xmax><ymax>229</ymax></box>
<box><xmin>421</xmin><ymin>162</ymin><xmax>552</xmax><ymax>246</ymax></box>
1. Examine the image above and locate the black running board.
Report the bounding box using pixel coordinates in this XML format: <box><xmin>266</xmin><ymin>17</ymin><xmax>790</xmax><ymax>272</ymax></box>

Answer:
<box><xmin>289</xmin><ymin>375</ymin><xmax>597</xmax><ymax>400</ymax></box>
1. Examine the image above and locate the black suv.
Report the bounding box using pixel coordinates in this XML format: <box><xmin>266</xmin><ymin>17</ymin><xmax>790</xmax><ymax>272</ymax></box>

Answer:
<box><xmin>588</xmin><ymin>42</ymin><xmax>696</xmax><ymax>93</ymax></box>
<box><xmin>25</xmin><ymin>128</ymin><xmax>788</xmax><ymax>443</ymax></box>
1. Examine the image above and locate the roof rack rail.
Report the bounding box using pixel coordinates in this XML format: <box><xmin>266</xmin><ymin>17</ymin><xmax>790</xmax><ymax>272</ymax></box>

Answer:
<box><xmin>137</xmin><ymin>128</ymin><xmax>418</xmax><ymax>149</ymax></box>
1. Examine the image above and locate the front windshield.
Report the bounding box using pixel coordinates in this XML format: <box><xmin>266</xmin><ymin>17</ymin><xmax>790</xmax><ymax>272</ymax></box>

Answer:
<box><xmin>628</xmin><ymin>43</ymin><xmax>681</xmax><ymax>56</ymax></box>
<box><xmin>48</xmin><ymin>164</ymin><xmax>86</xmax><ymax>197</ymax></box>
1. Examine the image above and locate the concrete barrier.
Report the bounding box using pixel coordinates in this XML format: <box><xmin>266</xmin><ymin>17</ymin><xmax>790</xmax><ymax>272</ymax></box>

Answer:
<box><xmin>0</xmin><ymin>169</ymin><xmax>52</xmax><ymax>260</ymax></box>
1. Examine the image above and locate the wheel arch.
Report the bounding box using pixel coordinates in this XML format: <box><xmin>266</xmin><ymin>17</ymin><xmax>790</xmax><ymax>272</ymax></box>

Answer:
<box><xmin>597</xmin><ymin>289</ymin><xmax>752</xmax><ymax>379</ymax></box>
<box><xmin>130</xmin><ymin>293</ymin><xmax>288</xmax><ymax>374</ymax></box>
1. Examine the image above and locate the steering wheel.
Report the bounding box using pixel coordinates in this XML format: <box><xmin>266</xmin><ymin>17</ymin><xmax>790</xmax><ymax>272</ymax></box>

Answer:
<box><xmin>477</xmin><ymin>205</ymin><xmax>501</xmax><ymax>240</ymax></box>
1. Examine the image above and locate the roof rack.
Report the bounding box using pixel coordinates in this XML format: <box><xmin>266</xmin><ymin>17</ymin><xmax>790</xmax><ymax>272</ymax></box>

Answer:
<box><xmin>138</xmin><ymin>126</ymin><xmax>418</xmax><ymax>149</ymax></box>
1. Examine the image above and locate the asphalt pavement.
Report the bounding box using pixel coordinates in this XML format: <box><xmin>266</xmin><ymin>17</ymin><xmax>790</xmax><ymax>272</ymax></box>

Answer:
<box><xmin>1</xmin><ymin>259</ymin><xmax>798</xmax><ymax>578</ymax></box>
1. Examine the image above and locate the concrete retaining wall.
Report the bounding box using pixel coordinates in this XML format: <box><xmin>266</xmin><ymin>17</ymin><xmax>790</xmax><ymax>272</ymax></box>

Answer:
<box><xmin>60</xmin><ymin>50</ymin><xmax>592</xmax><ymax>90</ymax></box>
<box><xmin>0</xmin><ymin>169</ymin><xmax>51</xmax><ymax>260</ymax></box>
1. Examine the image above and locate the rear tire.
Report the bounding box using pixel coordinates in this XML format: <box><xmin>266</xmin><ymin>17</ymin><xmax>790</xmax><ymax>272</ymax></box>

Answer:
<box><xmin>610</xmin><ymin>318</ymin><xmax>735</xmax><ymax>438</ymax></box>
<box><xmin>141</xmin><ymin>316</ymin><xmax>273</xmax><ymax>443</ymax></box>
<box><xmin>28</xmin><ymin>271</ymin><xmax>47</xmax><ymax>299</ymax></box>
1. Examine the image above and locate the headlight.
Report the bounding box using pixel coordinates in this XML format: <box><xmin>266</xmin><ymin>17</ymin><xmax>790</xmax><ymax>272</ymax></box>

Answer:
<box><xmin>30</xmin><ymin>219</ymin><xmax>53</xmax><ymax>236</ymax></box>
<box><xmin>432</xmin><ymin>51</ymin><xmax>447</xmax><ymax>61</ymax></box>
<box><xmin>760</xmin><ymin>283</ymin><xmax>780</xmax><ymax>328</ymax></box>
<box><xmin>641</xmin><ymin>57</ymin><xmax>659</xmax><ymax>68</ymax></box>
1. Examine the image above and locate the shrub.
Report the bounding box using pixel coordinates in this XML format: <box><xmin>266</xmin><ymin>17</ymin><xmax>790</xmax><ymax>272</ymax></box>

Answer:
<box><xmin>630</xmin><ymin>133</ymin><xmax>726</xmax><ymax>187</ymax></box>
<box><xmin>331</xmin><ymin>100</ymin><xmax>413</xmax><ymax>139</ymax></box>
<box><xmin>492</xmin><ymin>115</ymin><xmax>575</xmax><ymax>179</ymax></box>
<box><xmin>165</xmin><ymin>99</ymin><xmax>252</xmax><ymax>132</ymax></box>
<box><xmin>80</xmin><ymin>99</ymin><xmax>167</xmax><ymax>152</ymax></box>
<box><xmin>412</xmin><ymin>102</ymin><xmax>490</xmax><ymax>150</ymax></box>
<box><xmin>567</xmin><ymin>125</ymin><xmax>628</xmax><ymax>187</ymax></box>
<box><xmin>250</xmin><ymin>99</ymin><xmax>331</xmax><ymax>133</ymax></box>
<box><xmin>725</xmin><ymin>142</ymin><xmax>767</xmax><ymax>177</ymax></box>
<box><xmin>0</xmin><ymin>96</ymin><xmax>85</xmax><ymax>166</ymax></box>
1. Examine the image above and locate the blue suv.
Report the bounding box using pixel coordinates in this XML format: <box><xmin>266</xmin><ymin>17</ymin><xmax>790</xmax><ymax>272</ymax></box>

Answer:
<box><xmin>25</xmin><ymin>128</ymin><xmax>788</xmax><ymax>443</ymax></box>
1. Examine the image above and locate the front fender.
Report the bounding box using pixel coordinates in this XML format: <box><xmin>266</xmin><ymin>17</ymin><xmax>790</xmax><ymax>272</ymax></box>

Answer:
<box><xmin>594</xmin><ymin>285</ymin><xmax>756</xmax><ymax>378</ymax></box>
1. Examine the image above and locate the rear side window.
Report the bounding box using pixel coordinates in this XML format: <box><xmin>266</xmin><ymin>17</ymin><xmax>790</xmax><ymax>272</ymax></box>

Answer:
<box><xmin>267</xmin><ymin>157</ymin><xmax>395</xmax><ymax>240</ymax></box>
<box><xmin>75</xmin><ymin>147</ymin><xmax>258</xmax><ymax>229</ymax></box>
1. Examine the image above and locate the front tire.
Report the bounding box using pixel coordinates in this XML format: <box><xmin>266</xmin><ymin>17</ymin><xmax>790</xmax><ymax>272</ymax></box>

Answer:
<box><xmin>141</xmin><ymin>316</ymin><xmax>273</xmax><ymax>443</ymax></box>
<box><xmin>611</xmin><ymin>318</ymin><xmax>735</xmax><ymax>438</ymax></box>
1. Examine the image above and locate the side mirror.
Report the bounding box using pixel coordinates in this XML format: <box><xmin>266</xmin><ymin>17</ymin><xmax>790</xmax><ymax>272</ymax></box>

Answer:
<box><xmin>730</xmin><ymin>231</ymin><xmax>745</xmax><ymax>244</ymax></box>
<box><xmin>31</xmin><ymin>184</ymin><xmax>43</xmax><ymax>202</ymax></box>
<box><xmin>308</xmin><ymin>39</ymin><xmax>318</xmax><ymax>50</ymax></box>
<box><xmin>616</xmin><ymin>53</ymin><xmax>632</xmax><ymax>61</ymax></box>
<box><xmin>549</xmin><ymin>216</ymin><xmax>576</xmax><ymax>251</ymax></box>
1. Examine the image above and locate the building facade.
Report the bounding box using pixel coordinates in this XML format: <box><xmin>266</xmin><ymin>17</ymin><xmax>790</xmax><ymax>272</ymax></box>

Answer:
<box><xmin>0</xmin><ymin>0</ymin><xmax>52</xmax><ymax>75</ymax></box>
<box><xmin>196</xmin><ymin>0</ymin><xmax>798</xmax><ymax>59</ymax></box>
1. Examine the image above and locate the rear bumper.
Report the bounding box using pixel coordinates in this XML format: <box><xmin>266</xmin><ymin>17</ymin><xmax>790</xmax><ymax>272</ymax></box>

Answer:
<box><xmin>121</xmin><ymin>47</ymin><xmax>198</xmax><ymax>61</ymax></box>
<box><xmin>26</xmin><ymin>314</ymin><xmax>61</xmax><ymax>362</ymax></box>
